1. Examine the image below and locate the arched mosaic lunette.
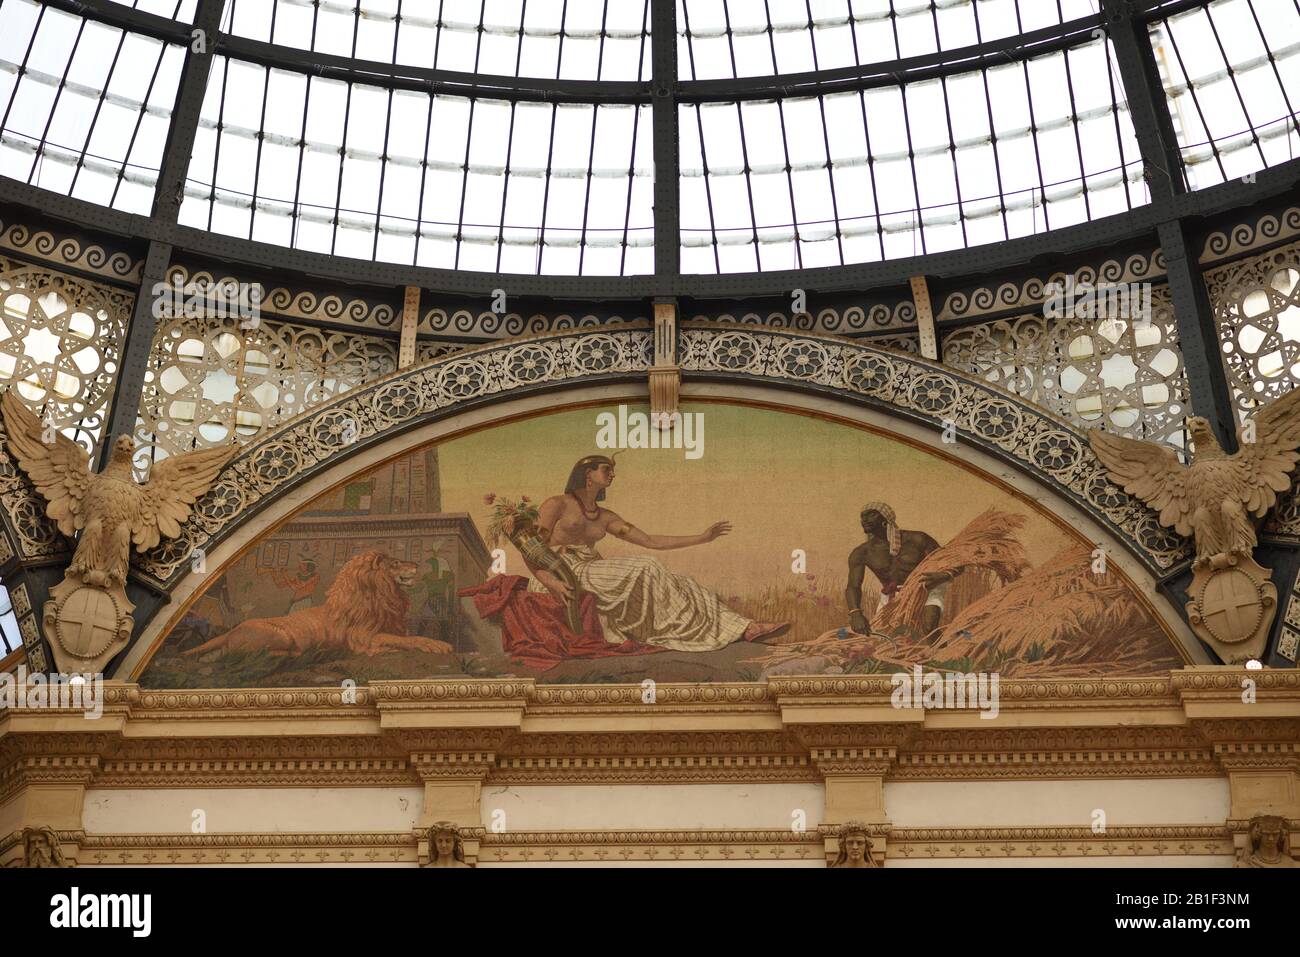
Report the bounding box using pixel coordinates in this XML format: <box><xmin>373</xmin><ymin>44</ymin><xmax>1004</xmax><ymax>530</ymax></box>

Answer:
<box><xmin>134</xmin><ymin>323</ymin><xmax>1190</xmax><ymax>588</ymax></box>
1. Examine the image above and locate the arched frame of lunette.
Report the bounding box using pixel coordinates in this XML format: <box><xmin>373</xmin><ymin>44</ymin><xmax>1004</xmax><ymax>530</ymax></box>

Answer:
<box><xmin>110</xmin><ymin>322</ymin><xmax>1212</xmax><ymax>678</ymax></box>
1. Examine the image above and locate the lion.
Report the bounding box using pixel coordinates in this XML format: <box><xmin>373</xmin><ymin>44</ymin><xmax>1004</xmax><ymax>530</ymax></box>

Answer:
<box><xmin>184</xmin><ymin>550</ymin><xmax>454</xmax><ymax>658</ymax></box>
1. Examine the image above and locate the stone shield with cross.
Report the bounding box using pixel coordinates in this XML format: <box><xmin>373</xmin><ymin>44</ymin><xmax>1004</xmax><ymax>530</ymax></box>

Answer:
<box><xmin>43</xmin><ymin>574</ymin><xmax>135</xmax><ymax>674</ymax></box>
<box><xmin>1186</xmin><ymin>557</ymin><xmax>1276</xmax><ymax>664</ymax></box>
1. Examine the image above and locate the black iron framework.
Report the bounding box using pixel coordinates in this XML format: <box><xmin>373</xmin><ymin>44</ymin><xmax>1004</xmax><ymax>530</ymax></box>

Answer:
<box><xmin>0</xmin><ymin>0</ymin><xmax>1295</xmax><ymax>408</ymax></box>
<box><xmin>0</xmin><ymin>0</ymin><xmax>1292</xmax><ymax>292</ymax></box>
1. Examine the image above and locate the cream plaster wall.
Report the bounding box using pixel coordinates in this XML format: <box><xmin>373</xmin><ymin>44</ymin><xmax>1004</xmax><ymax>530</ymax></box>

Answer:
<box><xmin>82</xmin><ymin>787</ymin><xmax>425</xmax><ymax>834</ymax></box>
<box><xmin>69</xmin><ymin>778</ymin><xmax>1242</xmax><ymax>866</ymax></box>
<box><xmin>480</xmin><ymin>783</ymin><xmax>825</xmax><ymax>830</ymax></box>
<box><xmin>884</xmin><ymin>778</ymin><xmax>1231</xmax><ymax>827</ymax></box>
<box><xmin>80</xmin><ymin>779</ymin><xmax>1232</xmax><ymax>836</ymax></box>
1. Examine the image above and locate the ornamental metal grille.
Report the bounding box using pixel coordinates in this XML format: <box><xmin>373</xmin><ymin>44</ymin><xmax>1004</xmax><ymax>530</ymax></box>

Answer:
<box><xmin>941</xmin><ymin>284</ymin><xmax>1188</xmax><ymax>450</ymax></box>
<box><xmin>0</xmin><ymin>255</ymin><xmax>132</xmax><ymax>458</ymax></box>
<box><xmin>1205</xmin><ymin>236</ymin><xmax>1300</xmax><ymax>419</ymax></box>
<box><xmin>133</xmin><ymin>310</ymin><xmax>399</xmax><ymax>467</ymax></box>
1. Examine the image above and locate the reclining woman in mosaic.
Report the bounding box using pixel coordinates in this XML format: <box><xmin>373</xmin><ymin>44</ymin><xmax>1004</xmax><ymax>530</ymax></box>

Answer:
<box><xmin>461</xmin><ymin>454</ymin><xmax>788</xmax><ymax>668</ymax></box>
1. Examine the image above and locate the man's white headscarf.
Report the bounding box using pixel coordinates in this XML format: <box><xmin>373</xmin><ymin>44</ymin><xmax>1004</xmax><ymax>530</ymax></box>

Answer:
<box><xmin>860</xmin><ymin>502</ymin><xmax>901</xmax><ymax>557</ymax></box>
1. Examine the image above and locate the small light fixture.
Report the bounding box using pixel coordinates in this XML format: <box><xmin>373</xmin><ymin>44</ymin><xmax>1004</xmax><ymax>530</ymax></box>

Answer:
<box><xmin>1245</xmin><ymin>659</ymin><xmax>1263</xmax><ymax>670</ymax></box>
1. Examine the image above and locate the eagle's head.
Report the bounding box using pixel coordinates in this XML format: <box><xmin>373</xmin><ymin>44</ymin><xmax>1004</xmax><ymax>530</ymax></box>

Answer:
<box><xmin>105</xmin><ymin>434</ymin><xmax>138</xmax><ymax>474</ymax></box>
<box><xmin>1187</xmin><ymin>416</ymin><xmax>1224</xmax><ymax>460</ymax></box>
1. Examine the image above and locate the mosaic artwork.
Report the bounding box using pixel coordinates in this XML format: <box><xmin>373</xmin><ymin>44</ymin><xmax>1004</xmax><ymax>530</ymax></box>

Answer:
<box><xmin>139</xmin><ymin>401</ymin><xmax>1186</xmax><ymax>687</ymax></box>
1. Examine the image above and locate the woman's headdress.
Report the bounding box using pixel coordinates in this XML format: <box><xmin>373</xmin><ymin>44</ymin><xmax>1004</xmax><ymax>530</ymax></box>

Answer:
<box><xmin>565</xmin><ymin>452</ymin><xmax>621</xmax><ymax>501</ymax></box>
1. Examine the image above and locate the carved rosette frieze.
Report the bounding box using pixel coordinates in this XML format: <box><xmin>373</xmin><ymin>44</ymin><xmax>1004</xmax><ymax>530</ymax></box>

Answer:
<box><xmin>886</xmin><ymin>825</ymin><xmax>1232</xmax><ymax>862</ymax></box>
<box><xmin>2</xmin><ymin>672</ymin><xmax>1288</xmax><ymax>796</ymax></box>
<box><xmin>61</xmin><ymin>831</ymin><xmax>421</xmax><ymax>867</ymax></box>
<box><xmin>0</xmin><ymin>672</ymin><xmax>1289</xmax><ymax>865</ymax></box>
<box><xmin>897</xmin><ymin>725</ymin><xmax>1218</xmax><ymax>779</ymax></box>
<box><xmin>370</xmin><ymin>679</ymin><xmax>532</xmax><ymax>706</ymax></box>
<box><xmin>479</xmin><ymin>829</ymin><xmax>823</xmax><ymax>865</ymax></box>
<box><xmin>29</xmin><ymin>826</ymin><xmax>1239</xmax><ymax>865</ymax></box>
<box><xmin>94</xmin><ymin>759</ymin><xmax>413</xmax><ymax>789</ymax></box>
<box><xmin>487</xmin><ymin>730</ymin><xmax>812</xmax><ymax>783</ymax></box>
<box><xmin>770</xmin><ymin>674</ymin><xmax>1182</xmax><ymax>710</ymax></box>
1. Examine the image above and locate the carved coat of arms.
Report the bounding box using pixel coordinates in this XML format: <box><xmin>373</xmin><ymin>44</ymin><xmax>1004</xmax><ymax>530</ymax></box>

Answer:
<box><xmin>1087</xmin><ymin>394</ymin><xmax>1300</xmax><ymax>663</ymax></box>
<box><xmin>2</xmin><ymin>390</ymin><xmax>233</xmax><ymax>673</ymax></box>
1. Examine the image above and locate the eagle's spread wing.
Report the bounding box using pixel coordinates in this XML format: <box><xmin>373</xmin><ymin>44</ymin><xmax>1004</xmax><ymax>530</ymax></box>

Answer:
<box><xmin>133</xmin><ymin>445</ymin><xmax>236</xmax><ymax>551</ymax></box>
<box><xmin>1086</xmin><ymin>427</ymin><xmax>1196</xmax><ymax>534</ymax></box>
<box><xmin>1233</xmin><ymin>386</ymin><xmax>1300</xmax><ymax>517</ymax></box>
<box><xmin>0</xmin><ymin>389</ymin><xmax>92</xmax><ymax>537</ymax></box>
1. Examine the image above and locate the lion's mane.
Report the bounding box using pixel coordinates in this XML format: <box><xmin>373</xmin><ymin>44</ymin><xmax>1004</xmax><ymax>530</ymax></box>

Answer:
<box><xmin>324</xmin><ymin>550</ymin><xmax>412</xmax><ymax>642</ymax></box>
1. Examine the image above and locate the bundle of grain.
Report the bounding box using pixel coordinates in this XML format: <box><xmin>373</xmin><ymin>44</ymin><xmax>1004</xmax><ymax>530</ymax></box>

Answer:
<box><xmin>875</xmin><ymin>509</ymin><xmax>1030</xmax><ymax>634</ymax></box>
<box><xmin>930</xmin><ymin>544</ymin><xmax>1180</xmax><ymax>673</ymax></box>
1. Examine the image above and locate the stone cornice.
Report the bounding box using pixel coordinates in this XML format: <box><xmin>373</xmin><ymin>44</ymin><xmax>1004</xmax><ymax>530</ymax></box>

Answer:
<box><xmin>2</xmin><ymin>669</ymin><xmax>1297</xmax><ymax>787</ymax></box>
<box><xmin>19</xmin><ymin>824</ymin><xmax>1242</xmax><ymax>865</ymax></box>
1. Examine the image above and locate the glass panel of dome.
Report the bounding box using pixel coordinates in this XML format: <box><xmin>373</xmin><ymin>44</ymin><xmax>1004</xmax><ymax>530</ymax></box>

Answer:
<box><xmin>102</xmin><ymin>0</ymin><xmax>197</xmax><ymax>21</ymax></box>
<box><xmin>224</xmin><ymin>0</ymin><xmax>650</xmax><ymax>81</ymax></box>
<box><xmin>1150</xmin><ymin>0</ymin><xmax>1300</xmax><ymax>189</ymax></box>
<box><xmin>184</xmin><ymin>51</ymin><xmax>653</xmax><ymax>275</ymax></box>
<box><xmin>0</xmin><ymin>0</ymin><xmax>185</xmax><ymax>215</ymax></box>
<box><xmin>677</xmin><ymin>0</ymin><xmax>1096</xmax><ymax>79</ymax></box>
<box><xmin>354</xmin><ymin>0</ymin><xmax>398</xmax><ymax>63</ymax></box>
<box><xmin>680</xmin><ymin>32</ymin><xmax>1146</xmax><ymax>273</ymax></box>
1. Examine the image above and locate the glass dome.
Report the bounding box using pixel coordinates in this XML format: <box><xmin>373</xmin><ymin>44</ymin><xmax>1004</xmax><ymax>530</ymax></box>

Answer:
<box><xmin>0</xmin><ymin>0</ymin><xmax>1295</xmax><ymax>284</ymax></box>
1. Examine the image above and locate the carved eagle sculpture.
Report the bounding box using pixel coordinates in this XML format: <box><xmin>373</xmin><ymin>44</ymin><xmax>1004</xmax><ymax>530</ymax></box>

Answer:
<box><xmin>1087</xmin><ymin>389</ymin><xmax>1300</xmax><ymax>570</ymax></box>
<box><xmin>1</xmin><ymin>390</ymin><xmax>235</xmax><ymax>588</ymax></box>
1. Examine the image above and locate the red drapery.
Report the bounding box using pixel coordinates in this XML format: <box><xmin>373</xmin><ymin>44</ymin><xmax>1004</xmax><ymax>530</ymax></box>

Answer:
<box><xmin>459</xmin><ymin>575</ymin><xmax>664</xmax><ymax>671</ymax></box>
